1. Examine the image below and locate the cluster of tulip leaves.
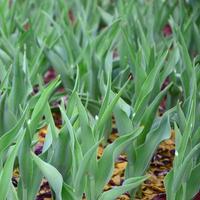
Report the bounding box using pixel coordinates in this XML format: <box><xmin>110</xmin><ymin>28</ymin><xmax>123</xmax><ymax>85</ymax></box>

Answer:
<box><xmin>0</xmin><ymin>0</ymin><xmax>200</xmax><ymax>200</ymax></box>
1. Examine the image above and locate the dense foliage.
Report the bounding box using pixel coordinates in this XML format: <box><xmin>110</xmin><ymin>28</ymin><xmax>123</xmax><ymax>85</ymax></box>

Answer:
<box><xmin>0</xmin><ymin>0</ymin><xmax>200</xmax><ymax>200</ymax></box>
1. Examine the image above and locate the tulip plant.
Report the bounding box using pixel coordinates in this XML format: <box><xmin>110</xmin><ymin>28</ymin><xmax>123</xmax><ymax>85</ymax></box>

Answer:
<box><xmin>0</xmin><ymin>0</ymin><xmax>200</xmax><ymax>200</ymax></box>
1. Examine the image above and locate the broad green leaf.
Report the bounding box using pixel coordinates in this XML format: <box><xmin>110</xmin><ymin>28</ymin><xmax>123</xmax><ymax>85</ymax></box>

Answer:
<box><xmin>8</xmin><ymin>50</ymin><xmax>32</xmax><ymax>114</ymax></box>
<box><xmin>98</xmin><ymin>76</ymin><xmax>111</xmax><ymax>119</ymax></box>
<box><xmin>62</xmin><ymin>183</ymin><xmax>77</xmax><ymax>200</ymax></box>
<box><xmin>0</xmin><ymin>64</ymin><xmax>11</xmax><ymax>92</ymax></box>
<box><xmin>75</xmin><ymin>93</ymin><xmax>95</xmax><ymax>153</ymax></box>
<box><xmin>133</xmin><ymin>114</ymin><xmax>171</xmax><ymax>176</ymax></box>
<box><xmin>173</xmin><ymin>143</ymin><xmax>200</xmax><ymax>193</ymax></box>
<box><xmin>29</xmin><ymin>76</ymin><xmax>60</xmax><ymax>134</ymax></box>
<box><xmin>46</xmin><ymin>50</ymin><xmax>74</xmax><ymax>90</ymax></box>
<box><xmin>138</xmin><ymin>83</ymin><xmax>172</xmax><ymax>144</ymax></box>
<box><xmin>186</xmin><ymin>162</ymin><xmax>200</xmax><ymax>199</ymax></box>
<box><xmin>0</xmin><ymin>49</ymin><xmax>11</xmax><ymax>65</ymax></box>
<box><xmin>43</xmin><ymin>103</ymin><xmax>58</xmax><ymax>151</ymax></box>
<box><xmin>96</xmin><ymin>127</ymin><xmax>143</xmax><ymax>195</ymax></box>
<box><xmin>31</xmin><ymin>152</ymin><xmax>63</xmax><ymax>200</ymax></box>
<box><xmin>0</xmin><ymin>92</ymin><xmax>16</xmax><ymax>134</ymax></box>
<box><xmin>7</xmin><ymin>183</ymin><xmax>19</xmax><ymax>200</ymax></box>
<box><xmin>192</xmin><ymin>127</ymin><xmax>200</xmax><ymax>146</ymax></box>
<box><xmin>176</xmin><ymin>102</ymin><xmax>186</xmax><ymax>133</ymax></box>
<box><xmin>50</xmin><ymin>124</ymin><xmax>73</xmax><ymax>180</ymax></box>
<box><xmin>133</xmin><ymin>50</ymin><xmax>168</xmax><ymax>117</ymax></box>
<box><xmin>164</xmin><ymin>170</ymin><xmax>175</xmax><ymax>200</ymax></box>
<box><xmin>98</xmin><ymin>6</ymin><xmax>113</xmax><ymax>25</ymax></box>
<box><xmin>174</xmin><ymin>123</ymin><xmax>182</xmax><ymax>152</ymax></box>
<box><xmin>75</xmin><ymin>141</ymin><xmax>100</xmax><ymax>198</ymax></box>
<box><xmin>0</xmin><ymin>106</ymin><xmax>28</xmax><ymax>153</ymax></box>
<box><xmin>18</xmin><ymin>125</ymin><xmax>33</xmax><ymax>198</ymax></box>
<box><xmin>98</xmin><ymin>176</ymin><xmax>148</xmax><ymax>200</ymax></box>
<box><xmin>114</xmin><ymin>107</ymin><xmax>133</xmax><ymax>135</ymax></box>
<box><xmin>0</xmin><ymin>129</ymin><xmax>25</xmax><ymax>200</ymax></box>
<box><xmin>94</xmin><ymin>79</ymin><xmax>130</xmax><ymax>139</ymax></box>
<box><xmin>95</xmin><ymin>19</ymin><xmax>120</xmax><ymax>58</ymax></box>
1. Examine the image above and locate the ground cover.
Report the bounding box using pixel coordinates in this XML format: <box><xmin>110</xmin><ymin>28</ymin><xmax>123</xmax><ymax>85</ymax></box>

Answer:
<box><xmin>1</xmin><ymin>1</ymin><xmax>200</xmax><ymax>200</ymax></box>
